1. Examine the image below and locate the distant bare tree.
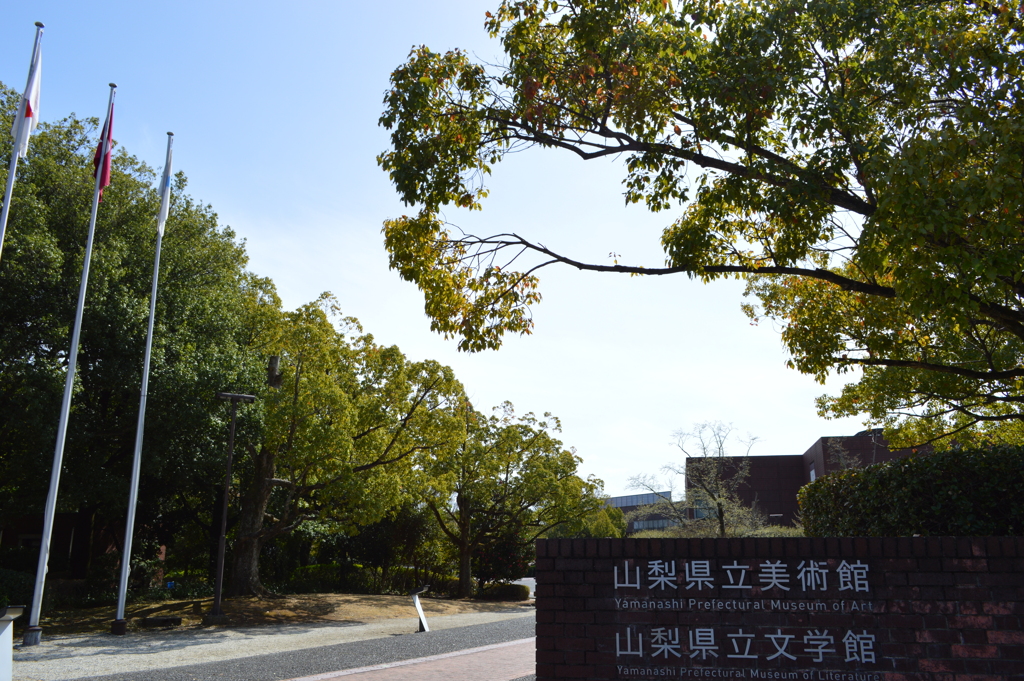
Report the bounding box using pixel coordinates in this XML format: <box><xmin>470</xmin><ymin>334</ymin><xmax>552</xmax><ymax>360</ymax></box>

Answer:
<box><xmin>825</xmin><ymin>438</ymin><xmax>862</xmax><ymax>471</ymax></box>
<box><xmin>629</xmin><ymin>422</ymin><xmax>764</xmax><ymax>537</ymax></box>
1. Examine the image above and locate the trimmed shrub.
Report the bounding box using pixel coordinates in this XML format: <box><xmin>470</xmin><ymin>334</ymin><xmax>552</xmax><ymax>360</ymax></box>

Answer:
<box><xmin>745</xmin><ymin>525</ymin><xmax>804</xmax><ymax>538</ymax></box>
<box><xmin>799</xmin><ymin>445</ymin><xmax>1024</xmax><ymax>536</ymax></box>
<box><xmin>477</xmin><ymin>583</ymin><xmax>531</xmax><ymax>601</ymax></box>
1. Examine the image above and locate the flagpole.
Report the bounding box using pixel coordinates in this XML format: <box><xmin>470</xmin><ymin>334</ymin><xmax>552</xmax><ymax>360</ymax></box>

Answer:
<box><xmin>0</xmin><ymin>22</ymin><xmax>44</xmax><ymax>265</ymax></box>
<box><xmin>112</xmin><ymin>132</ymin><xmax>173</xmax><ymax>635</ymax></box>
<box><xmin>23</xmin><ymin>83</ymin><xmax>117</xmax><ymax>648</ymax></box>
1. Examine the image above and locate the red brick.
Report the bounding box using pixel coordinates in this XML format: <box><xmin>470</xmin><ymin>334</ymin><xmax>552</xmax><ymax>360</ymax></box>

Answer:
<box><xmin>910</xmin><ymin>572</ymin><xmax>955</xmax><ymax>586</ymax></box>
<box><xmin>554</xmin><ymin>663</ymin><xmax>594</xmax><ymax>678</ymax></box>
<box><xmin>990</xmin><ymin>659</ymin><xmax>1024</xmax><ymax>676</ymax></box>
<box><xmin>960</xmin><ymin>629</ymin><xmax>988</xmax><ymax>645</ymax></box>
<box><xmin>555</xmin><ymin>611</ymin><xmax>595</xmax><ymax>624</ymax></box>
<box><xmin>948</xmin><ymin>615</ymin><xmax>995</xmax><ymax>629</ymax></box>
<box><xmin>880</xmin><ymin>614</ymin><xmax>925</xmax><ymax>628</ymax></box>
<box><xmin>951</xmin><ymin>644</ymin><xmax>999</xmax><ymax>658</ymax></box>
<box><xmin>920</xmin><ymin>658</ymin><xmax>964</xmax><ymax>672</ymax></box>
<box><xmin>916</xmin><ymin>629</ymin><xmax>959</xmax><ymax>643</ymax></box>
<box><xmin>988</xmin><ymin>630</ymin><xmax>1024</xmax><ymax>644</ymax></box>
<box><xmin>537</xmin><ymin>651</ymin><xmax>565</xmax><ymax>664</ymax></box>
<box><xmin>536</xmin><ymin>624</ymin><xmax>564</xmax><ymax>637</ymax></box>
<box><xmin>982</xmin><ymin>601</ymin><xmax>1017</xmax><ymax>616</ymax></box>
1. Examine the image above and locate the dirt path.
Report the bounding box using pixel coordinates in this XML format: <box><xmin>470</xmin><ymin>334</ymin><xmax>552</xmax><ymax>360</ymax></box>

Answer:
<box><xmin>34</xmin><ymin>593</ymin><xmax>534</xmax><ymax>636</ymax></box>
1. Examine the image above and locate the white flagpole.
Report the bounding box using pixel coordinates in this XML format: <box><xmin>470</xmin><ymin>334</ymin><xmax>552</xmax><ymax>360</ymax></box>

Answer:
<box><xmin>23</xmin><ymin>84</ymin><xmax>117</xmax><ymax>647</ymax></box>
<box><xmin>0</xmin><ymin>22</ymin><xmax>44</xmax><ymax>264</ymax></box>
<box><xmin>113</xmin><ymin>132</ymin><xmax>173</xmax><ymax>634</ymax></box>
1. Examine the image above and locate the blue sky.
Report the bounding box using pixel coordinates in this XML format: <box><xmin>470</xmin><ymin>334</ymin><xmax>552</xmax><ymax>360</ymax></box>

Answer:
<box><xmin>1</xmin><ymin>1</ymin><xmax>866</xmax><ymax>498</ymax></box>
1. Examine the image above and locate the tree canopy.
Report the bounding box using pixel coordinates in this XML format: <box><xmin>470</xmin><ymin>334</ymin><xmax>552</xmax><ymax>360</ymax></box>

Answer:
<box><xmin>378</xmin><ymin>0</ymin><xmax>1024</xmax><ymax>447</ymax></box>
<box><xmin>421</xmin><ymin>402</ymin><xmax>602</xmax><ymax>596</ymax></box>
<box><xmin>229</xmin><ymin>296</ymin><xmax>468</xmax><ymax>596</ymax></box>
<box><xmin>1</xmin><ymin>82</ymin><xmax>606</xmax><ymax>605</ymax></box>
<box><xmin>0</xmin><ymin>84</ymin><xmax>263</xmax><ymax>537</ymax></box>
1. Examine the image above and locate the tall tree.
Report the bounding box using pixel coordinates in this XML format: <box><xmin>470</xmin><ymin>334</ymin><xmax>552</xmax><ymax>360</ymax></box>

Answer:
<box><xmin>421</xmin><ymin>403</ymin><xmax>602</xmax><ymax>597</ymax></box>
<box><xmin>544</xmin><ymin>503</ymin><xmax>627</xmax><ymax>539</ymax></box>
<box><xmin>228</xmin><ymin>297</ymin><xmax>467</xmax><ymax>596</ymax></box>
<box><xmin>378</xmin><ymin>0</ymin><xmax>1024</xmax><ymax>448</ymax></box>
<box><xmin>0</xmin><ymin>84</ymin><xmax>264</xmax><ymax>574</ymax></box>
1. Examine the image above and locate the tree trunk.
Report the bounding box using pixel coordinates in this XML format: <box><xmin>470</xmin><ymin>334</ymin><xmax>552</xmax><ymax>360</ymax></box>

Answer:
<box><xmin>458</xmin><ymin>541</ymin><xmax>473</xmax><ymax>598</ymax></box>
<box><xmin>456</xmin><ymin>493</ymin><xmax>474</xmax><ymax>598</ymax></box>
<box><xmin>228</xmin><ymin>445</ymin><xmax>276</xmax><ymax>596</ymax></box>
<box><xmin>208</xmin><ymin>486</ymin><xmax>224</xmax><ymax>584</ymax></box>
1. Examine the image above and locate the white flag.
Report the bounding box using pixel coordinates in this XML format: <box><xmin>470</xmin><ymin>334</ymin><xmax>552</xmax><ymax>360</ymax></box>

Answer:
<box><xmin>156</xmin><ymin>136</ymin><xmax>173</xmax><ymax>235</ymax></box>
<box><xmin>11</xmin><ymin>31</ymin><xmax>42</xmax><ymax>159</ymax></box>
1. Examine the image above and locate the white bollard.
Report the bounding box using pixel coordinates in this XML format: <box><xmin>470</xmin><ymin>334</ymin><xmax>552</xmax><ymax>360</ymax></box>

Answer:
<box><xmin>409</xmin><ymin>585</ymin><xmax>430</xmax><ymax>632</ymax></box>
<box><xmin>1</xmin><ymin>607</ymin><xmax>25</xmax><ymax>681</ymax></box>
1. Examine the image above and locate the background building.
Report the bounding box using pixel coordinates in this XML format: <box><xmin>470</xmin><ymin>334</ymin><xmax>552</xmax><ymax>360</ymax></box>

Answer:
<box><xmin>686</xmin><ymin>429</ymin><xmax>928</xmax><ymax>526</ymax></box>
<box><xmin>606</xmin><ymin>491</ymin><xmax>673</xmax><ymax>534</ymax></box>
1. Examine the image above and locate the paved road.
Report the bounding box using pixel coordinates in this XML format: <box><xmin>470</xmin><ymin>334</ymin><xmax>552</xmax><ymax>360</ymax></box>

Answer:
<box><xmin>13</xmin><ymin>612</ymin><xmax>536</xmax><ymax>681</ymax></box>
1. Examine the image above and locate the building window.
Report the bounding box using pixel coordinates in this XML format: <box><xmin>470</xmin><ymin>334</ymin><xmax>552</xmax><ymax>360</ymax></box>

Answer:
<box><xmin>631</xmin><ymin>519</ymin><xmax>671</xmax><ymax>531</ymax></box>
<box><xmin>607</xmin><ymin>492</ymin><xmax>671</xmax><ymax>508</ymax></box>
<box><xmin>809</xmin><ymin>463</ymin><xmax>817</xmax><ymax>482</ymax></box>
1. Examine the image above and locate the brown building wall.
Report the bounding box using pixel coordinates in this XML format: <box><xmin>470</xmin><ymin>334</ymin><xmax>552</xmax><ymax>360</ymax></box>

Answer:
<box><xmin>735</xmin><ymin>455</ymin><xmax>804</xmax><ymax>525</ymax></box>
<box><xmin>685</xmin><ymin>432</ymin><xmax>932</xmax><ymax>528</ymax></box>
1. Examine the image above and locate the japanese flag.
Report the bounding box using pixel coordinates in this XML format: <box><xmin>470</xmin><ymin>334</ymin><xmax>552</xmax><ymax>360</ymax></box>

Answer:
<box><xmin>11</xmin><ymin>36</ymin><xmax>42</xmax><ymax>159</ymax></box>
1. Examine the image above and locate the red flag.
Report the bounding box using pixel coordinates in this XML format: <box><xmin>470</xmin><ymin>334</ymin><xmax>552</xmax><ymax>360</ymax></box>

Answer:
<box><xmin>92</xmin><ymin>104</ymin><xmax>114</xmax><ymax>200</ymax></box>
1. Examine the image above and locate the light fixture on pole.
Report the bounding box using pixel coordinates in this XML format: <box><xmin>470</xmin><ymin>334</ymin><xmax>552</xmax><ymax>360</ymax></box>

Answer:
<box><xmin>207</xmin><ymin>392</ymin><xmax>255</xmax><ymax>622</ymax></box>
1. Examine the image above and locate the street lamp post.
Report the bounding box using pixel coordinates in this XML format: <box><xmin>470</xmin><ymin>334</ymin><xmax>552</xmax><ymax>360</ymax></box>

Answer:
<box><xmin>208</xmin><ymin>392</ymin><xmax>255</xmax><ymax>622</ymax></box>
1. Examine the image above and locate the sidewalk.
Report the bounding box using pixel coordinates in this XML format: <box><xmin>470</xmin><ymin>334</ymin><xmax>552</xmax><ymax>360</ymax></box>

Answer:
<box><xmin>12</xmin><ymin>610</ymin><xmax>534</xmax><ymax>681</ymax></box>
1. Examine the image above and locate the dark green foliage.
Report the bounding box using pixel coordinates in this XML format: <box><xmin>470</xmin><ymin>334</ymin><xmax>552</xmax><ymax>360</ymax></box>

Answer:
<box><xmin>279</xmin><ymin>563</ymin><xmax>459</xmax><ymax>597</ymax></box>
<box><xmin>799</xmin><ymin>446</ymin><xmax>1024</xmax><ymax>537</ymax></box>
<box><xmin>477</xmin><ymin>583</ymin><xmax>531</xmax><ymax>601</ymax></box>
<box><xmin>282</xmin><ymin>563</ymin><xmax>348</xmax><ymax>594</ymax></box>
<box><xmin>0</xmin><ymin>568</ymin><xmax>33</xmax><ymax>609</ymax></box>
<box><xmin>473</xmin><ymin>527</ymin><xmax>533</xmax><ymax>587</ymax></box>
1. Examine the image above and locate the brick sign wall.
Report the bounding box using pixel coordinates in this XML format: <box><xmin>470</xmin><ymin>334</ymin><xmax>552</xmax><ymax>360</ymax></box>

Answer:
<box><xmin>535</xmin><ymin>537</ymin><xmax>1023</xmax><ymax>680</ymax></box>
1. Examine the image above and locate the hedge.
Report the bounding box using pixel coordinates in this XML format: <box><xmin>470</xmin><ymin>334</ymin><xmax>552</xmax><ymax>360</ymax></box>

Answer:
<box><xmin>798</xmin><ymin>445</ymin><xmax>1024</xmax><ymax>536</ymax></box>
<box><xmin>477</xmin><ymin>583</ymin><xmax>531</xmax><ymax>601</ymax></box>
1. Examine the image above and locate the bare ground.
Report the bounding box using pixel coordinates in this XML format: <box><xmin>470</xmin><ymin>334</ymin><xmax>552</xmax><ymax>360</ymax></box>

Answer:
<box><xmin>32</xmin><ymin>594</ymin><xmax>534</xmax><ymax>636</ymax></box>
